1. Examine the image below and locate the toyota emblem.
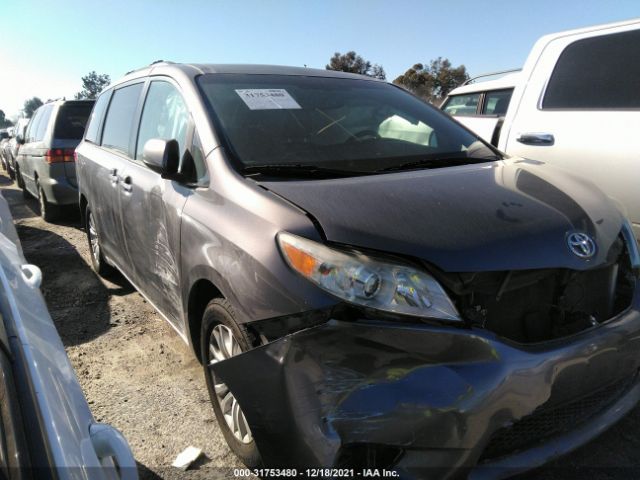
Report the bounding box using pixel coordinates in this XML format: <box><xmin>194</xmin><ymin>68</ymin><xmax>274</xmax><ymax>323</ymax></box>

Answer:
<box><xmin>567</xmin><ymin>232</ymin><xmax>597</xmax><ymax>259</ymax></box>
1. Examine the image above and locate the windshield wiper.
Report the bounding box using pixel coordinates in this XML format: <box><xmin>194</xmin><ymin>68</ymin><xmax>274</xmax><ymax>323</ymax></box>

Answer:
<box><xmin>378</xmin><ymin>155</ymin><xmax>500</xmax><ymax>172</ymax></box>
<box><xmin>242</xmin><ymin>163</ymin><xmax>370</xmax><ymax>178</ymax></box>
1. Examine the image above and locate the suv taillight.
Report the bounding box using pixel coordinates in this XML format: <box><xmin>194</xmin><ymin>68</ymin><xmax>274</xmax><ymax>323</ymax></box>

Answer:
<box><xmin>45</xmin><ymin>148</ymin><xmax>75</xmax><ymax>163</ymax></box>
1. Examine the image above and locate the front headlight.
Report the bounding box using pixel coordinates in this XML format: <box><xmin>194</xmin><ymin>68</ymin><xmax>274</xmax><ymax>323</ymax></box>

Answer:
<box><xmin>277</xmin><ymin>232</ymin><xmax>461</xmax><ymax>321</ymax></box>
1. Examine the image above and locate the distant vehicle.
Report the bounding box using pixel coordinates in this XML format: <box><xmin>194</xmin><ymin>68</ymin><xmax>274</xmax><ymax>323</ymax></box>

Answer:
<box><xmin>77</xmin><ymin>62</ymin><xmax>640</xmax><ymax>477</ymax></box>
<box><xmin>16</xmin><ymin>100</ymin><xmax>94</xmax><ymax>221</ymax></box>
<box><xmin>0</xmin><ymin>191</ymin><xmax>137</xmax><ymax>479</ymax></box>
<box><xmin>441</xmin><ymin>18</ymin><xmax>640</xmax><ymax>239</ymax></box>
<box><xmin>2</xmin><ymin>118</ymin><xmax>30</xmax><ymax>180</ymax></box>
<box><xmin>0</xmin><ymin>128</ymin><xmax>12</xmax><ymax>171</ymax></box>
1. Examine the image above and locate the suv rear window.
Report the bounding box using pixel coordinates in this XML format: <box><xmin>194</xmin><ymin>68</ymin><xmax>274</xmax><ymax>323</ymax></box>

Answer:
<box><xmin>442</xmin><ymin>93</ymin><xmax>480</xmax><ymax>115</ymax></box>
<box><xmin>53</xmin><ymin>103</ymin><xmax>93</xmax><ymax>140</ymax></box>
<box><xmin>543</xmin><ymin>29</ymin><xmax>640</xmax><ymax>109</ymax></box>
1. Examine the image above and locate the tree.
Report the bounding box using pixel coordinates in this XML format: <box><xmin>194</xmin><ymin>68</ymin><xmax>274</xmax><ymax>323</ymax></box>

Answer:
<box><xmin>0</xmin><ymin>110</ymin><xmax>13</xmax><ymax>128</ymax></box>
<box><xmin>23</xmin><ymin>97</ymin><xmax>44</xmax><ymax>117</ymax></box>
<box><xmin>394</xmin><ymin>57</ymin><xmax>469</xmax><ymax>104</ymax></box>
<box><xmin>75</xmin><ymin>71</ymin><xmax>111</xmax><ymax>99</ymax></box>
<box><xmin>326</xmin><ymin>51</ymin><xmax>386</xmax><ymax>80</ymax></box>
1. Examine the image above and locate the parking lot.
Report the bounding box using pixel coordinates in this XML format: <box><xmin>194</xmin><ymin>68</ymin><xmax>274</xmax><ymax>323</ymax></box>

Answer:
<box><xmin>0</xmin><ymin>164</ymin><xmax>640</xmax><ymax>479</ymax></box>
<box><xmin>1</xmin><ymin>169</ymin><xmax>639</xmax><ymax>479</ymax></box>
<box><xmin>0</xmin><ymin>173</ymin><xmax>245</xmax><ymax>479</ymax></box>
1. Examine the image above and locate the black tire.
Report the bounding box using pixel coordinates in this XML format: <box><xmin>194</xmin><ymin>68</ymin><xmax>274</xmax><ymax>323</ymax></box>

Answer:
<box><xmin>85</xmin><ymin>206</ymin><xmax>114</xmax><ymax>277</ymax></box>
<box><xmin>201</xmin><ymin>299</ymin><xmax>261</xmax><ymax>468</ymax></box>
<box><xmin>16</xmin><ymin>167</ymin><xmax>29</xmax><ymax>197</ymax></box>
<box><xmin>37</xmin><ymin>183</ymin><xmax>60</xmax><ymax>222</ymax></box>
<box><xmin>8</xmin><ymin>163</ymin><xmax>15</xmax><ymax>180</ymax></box>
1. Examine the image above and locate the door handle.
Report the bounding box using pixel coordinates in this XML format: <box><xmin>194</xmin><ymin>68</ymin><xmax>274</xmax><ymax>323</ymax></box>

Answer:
<box><xmin>89</xmin><ymin>423</ymin><xmax>137</xmax><ymax>480</ymax></box>
<box><xmin>121</xmin><ymin>176</ymin><xmax>132</xmax><ymax>193</ymax></box>
<box><xmin>109</xmin><ymin>168</ymin><xmax>119</xmax><ymax>185</ymax></box>
<box><xmin>516</xmin><ymin>132</ymin><xmax>555</xmax><ymax>146</ymax></box>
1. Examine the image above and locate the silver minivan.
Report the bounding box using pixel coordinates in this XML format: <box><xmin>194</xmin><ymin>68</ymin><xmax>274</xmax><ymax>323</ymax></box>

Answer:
<box><xmin>16</xmin><ymin>99</ymin><xmax>94</xmax><ymax>221</ymax></box>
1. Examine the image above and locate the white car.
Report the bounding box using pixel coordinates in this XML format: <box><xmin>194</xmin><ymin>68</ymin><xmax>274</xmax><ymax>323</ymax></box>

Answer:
<box><xmin>442</xmin><ymin>18</ymin><xmax>640</xmax><ymax>239</ymax></box>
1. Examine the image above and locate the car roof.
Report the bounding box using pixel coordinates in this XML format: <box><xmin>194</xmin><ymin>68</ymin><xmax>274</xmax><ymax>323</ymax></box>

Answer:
<box><xmin>113</xmin><ymin>62</ymin><xmax>382</xmax><ymax>87</ymax></box>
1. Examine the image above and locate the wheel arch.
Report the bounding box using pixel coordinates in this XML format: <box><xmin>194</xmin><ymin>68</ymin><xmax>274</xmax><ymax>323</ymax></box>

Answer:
<box><xmin>187</xmin><ymin>277</ymin><xmax>225</xmax><ymax>363</ymax></box>
<box><xmin>79</xmin><ymin>194</ymin><xmax>88</xmax><ymax>225</ymax></box>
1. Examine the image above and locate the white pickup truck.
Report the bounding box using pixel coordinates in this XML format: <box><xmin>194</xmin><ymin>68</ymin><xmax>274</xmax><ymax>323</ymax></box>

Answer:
<box><xmin>442</xmin><ymin>19</ymin><xmax>640</xmax><ymax>239</ymax></box>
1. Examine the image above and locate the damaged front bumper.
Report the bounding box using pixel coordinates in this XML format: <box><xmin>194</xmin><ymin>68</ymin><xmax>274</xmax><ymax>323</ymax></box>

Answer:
<box><xmin>212</xmin><ymin>299</ymin><xmax>640</xmax><ymax>479</ymax></box>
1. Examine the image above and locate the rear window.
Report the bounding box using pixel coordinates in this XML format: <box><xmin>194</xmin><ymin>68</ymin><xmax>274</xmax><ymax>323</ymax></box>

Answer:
<box><xmin>543</xmin><ymin>29</ymin><xmax>640</xmax><ymax>109</ymax></box>
<box><xmin>483</xmin><ymin>89</ymin><xmax>512</xmax><ymax>115</ymax></box>
<box><xmin>442</xmin><ymin>93</ymin><xmax>480</xmax><ymax>115</ymax></box>
<box><xmin>53</xmin><ymin>103</ymin><xmax>93</xmax><ymax>140</ymax></box>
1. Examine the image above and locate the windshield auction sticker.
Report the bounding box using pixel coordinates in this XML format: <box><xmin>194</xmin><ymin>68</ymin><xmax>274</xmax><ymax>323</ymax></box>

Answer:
<box><xmin>235</xmin><ymin>89</ymin><xmax>302</xmax><ymax>110</ymax></box>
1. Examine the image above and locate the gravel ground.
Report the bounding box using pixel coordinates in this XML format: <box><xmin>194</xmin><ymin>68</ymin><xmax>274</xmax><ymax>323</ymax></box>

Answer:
<box><xmin>0</xmin><ymin>174</ymin><xmax>244</xmax><ymax>479</ymax></box>
<box><xmin>2</xmin><ymin>171</ymin><xmax>640</xmax><ymax>479</ymax></box>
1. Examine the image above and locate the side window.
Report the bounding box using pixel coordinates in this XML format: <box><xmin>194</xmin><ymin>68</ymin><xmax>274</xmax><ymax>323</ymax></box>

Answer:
<box><xmin>543</xmin><ymin>29</ymin><xmax>640</xmax><ymax>109</ymax></box>
<box><xmin>482</xmin><ymin>89</ymin><xmax>513</xmax><ymax>115</ymax></box>
<box><xmin>102</xmin><ymin>83</ymin><xmax>144</xmax><ymax>155</ymax></box>
<box><xmin>85</xmin><ymin>92</ymin><xmax>111</xmax><ymax>143</ymax></box>
<box><xmin>26</xmin><ymin>108</ymin><xmax>43</xmax><ymax>143</ymax></box>
<box><xmin>136</xmin><ymin>81</ymin><xmax>189</xmax><ymax>160</ymax></box>
<box><xmin>442</xmin><ymin>93</ymin><xmax>481</xmax><ymax>115</ymax></box>
<box><xmin>34</xmin><ymin>105</ymin><xmax>53</xmax><ymax>142</ymax></box>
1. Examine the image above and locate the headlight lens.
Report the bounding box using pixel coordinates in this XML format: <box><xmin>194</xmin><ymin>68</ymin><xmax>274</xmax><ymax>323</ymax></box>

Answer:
<box><xmin>278</xmin><ymin>232</ymin><xmax>461</xmax><ymax>321</ymax></box>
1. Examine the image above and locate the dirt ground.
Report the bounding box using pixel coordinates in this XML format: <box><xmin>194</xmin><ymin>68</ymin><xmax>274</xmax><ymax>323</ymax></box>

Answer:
<box><xmin>2</xmin><ymin>171</ymin><xmax>640</xmax><ymax>480</ymax></box>
<box><xmin>0</xmin><ymin>174</ymin><xmax>244</xmax><ymax>479</ymax></box>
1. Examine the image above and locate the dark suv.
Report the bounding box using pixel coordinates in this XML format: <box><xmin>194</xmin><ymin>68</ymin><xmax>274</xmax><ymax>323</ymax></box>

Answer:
<box><xmin>76</xmin><ymin>62</ymin><xmax>640</xmax><ymax>478</ymax></box>
<box><xmin>16</xmin><ymin>100</ymin><xmax>94</xmax><ymax>221</ymax></box>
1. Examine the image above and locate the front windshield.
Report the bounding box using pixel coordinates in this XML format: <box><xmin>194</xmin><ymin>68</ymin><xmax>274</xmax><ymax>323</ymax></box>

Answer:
<box><xmin>197</xmin><ymin>74</ymin><xmax>498</xmax><ymax>174</ymax></box>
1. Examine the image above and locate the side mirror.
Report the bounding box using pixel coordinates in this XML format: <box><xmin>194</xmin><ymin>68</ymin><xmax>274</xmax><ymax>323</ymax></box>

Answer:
<box><xmin>142</xmin><ymin>138</ymin><xmax>179</xmax><ymax>177</ymax></box>
<box><xmin>16</xmin><ymin>134</ymin><xmax>25</xmax><ymax>145</ymax></box>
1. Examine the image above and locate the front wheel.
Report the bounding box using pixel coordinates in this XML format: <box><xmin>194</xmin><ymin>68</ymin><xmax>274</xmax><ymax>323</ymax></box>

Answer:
<box><xmin>201</xmin><ymin>299</ymin><xmax>261</xmax><ymax>467</ymax></box>
<box><xmin>85</xmin><ymin>207</ymin><xmax>114</xmax><ymax>277</ymax></box>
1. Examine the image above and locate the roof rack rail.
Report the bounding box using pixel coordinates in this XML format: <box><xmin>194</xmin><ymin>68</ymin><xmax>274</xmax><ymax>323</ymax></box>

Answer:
<box><xmin>463</xmin><ymin>68</ymin><xmax>521</xmax><ymax>86</ymax></box>
<box><xmin>125</xmin><ymin>60</ymin><xmax>174</xmax><ymax>76</ymax></box>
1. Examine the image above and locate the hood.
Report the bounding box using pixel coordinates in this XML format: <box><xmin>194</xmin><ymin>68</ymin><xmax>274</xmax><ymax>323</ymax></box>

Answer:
<box><xmin>261</xmin><ymin>159</ymin><xmax>625</xmax><ymax>272</ymax></box>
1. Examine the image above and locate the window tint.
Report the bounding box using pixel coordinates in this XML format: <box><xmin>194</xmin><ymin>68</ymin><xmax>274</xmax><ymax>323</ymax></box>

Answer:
<box><xmin>54</xmin><ymin>103</ymin><xmax>93</xmax><ymax>140</ymax></box>
<box><xmin>442</xmin><ymin>93</ymin><xmax>480</xmax><ymax>115</ymax></box>
<box><xmin>102</xmin><ymin>83</ymin><xmax>143</xmax><ymax>154</ymax></box>
<box><xmin>483</xmin><ymin>89</ymin><xmax>512</xmax><ymax>115</ymax></box>
<box><xmin>26</xmin><ymin>108</ymin><xmax>43</xmax><ymax>143</ymax></box>
<box><xmin>136</xmin><ymin>81</ymin><xmax>189</xmax><ymax>160</ymax></box>
<box><xmin>543</xmin><ymin>29</ymin><xmax>640</xmax><ymax>109</ymax></box>
<box><xmin>85</xmin><ymin>93</ymin><xmax>111</xmax><ymax>143</ymax></box>
<box><xmin>34</xmin><ymin>105</ymin><xmax>53</xmax><ymax>142</ymax></box>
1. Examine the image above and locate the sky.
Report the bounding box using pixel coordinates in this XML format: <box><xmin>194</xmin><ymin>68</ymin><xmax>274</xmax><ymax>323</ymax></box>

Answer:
<box><xmin>1</xmin><ymin>0</ymin><xmax>638</xmax><ymax>118</ymax></box>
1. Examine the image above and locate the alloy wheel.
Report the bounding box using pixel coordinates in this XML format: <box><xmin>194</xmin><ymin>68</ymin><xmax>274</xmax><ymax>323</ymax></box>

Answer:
<box><xmin>207</xmin><ymin>324</ymin><xmax>252</xmax><ymax>444</ymax></box>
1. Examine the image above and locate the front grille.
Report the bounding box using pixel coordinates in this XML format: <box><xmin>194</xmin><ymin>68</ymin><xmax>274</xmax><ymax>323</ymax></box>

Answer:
<box><xmin>430</xmin><ymin>234</ymin><xmax>636</xmax><ymax>343</ymax></box>
<box><xmin>480</xmin><ymin>374</ymin><xmax>637</xmax><ymax>462</ymax></box>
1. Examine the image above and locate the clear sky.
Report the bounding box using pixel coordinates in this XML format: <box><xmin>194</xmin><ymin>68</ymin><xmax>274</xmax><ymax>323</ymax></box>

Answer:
<box><xmin>1</xmin><ymin>0</ymin><xmax>638</xmax><ymax>118</ymax></box>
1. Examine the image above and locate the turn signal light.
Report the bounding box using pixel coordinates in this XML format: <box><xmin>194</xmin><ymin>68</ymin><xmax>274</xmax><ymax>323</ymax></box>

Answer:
<box><xmin>45</xmin><ymin>148</ymin><xmax>76</xmax><ymax>163</ymax></box>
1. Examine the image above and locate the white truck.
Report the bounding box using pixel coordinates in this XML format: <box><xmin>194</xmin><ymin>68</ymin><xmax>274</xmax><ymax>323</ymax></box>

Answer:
<box><xmin>442</xmin><ymin>19</ymin><xmax>640</xmax><ymax>239</ymax></box>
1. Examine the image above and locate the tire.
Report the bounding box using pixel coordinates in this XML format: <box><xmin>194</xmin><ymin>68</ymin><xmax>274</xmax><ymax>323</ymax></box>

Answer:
<box><xmin>201</xmin><ymin>299</ymin><xmax>261</xmax><ymax>468</ymax></box>
<box><xmin>37</xmin><ymin>182</ymin><xmax>60</xmax><ymax>222</ymax></box>
<box><xmin>16</xmin><ymin>166</ymin><xmax>29</xmax><ymax>197</ymax></box>
<box><xmin>85</xmin><ymin>206</ymin><xmax>114</xmax><ymax>277</ymax></box>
